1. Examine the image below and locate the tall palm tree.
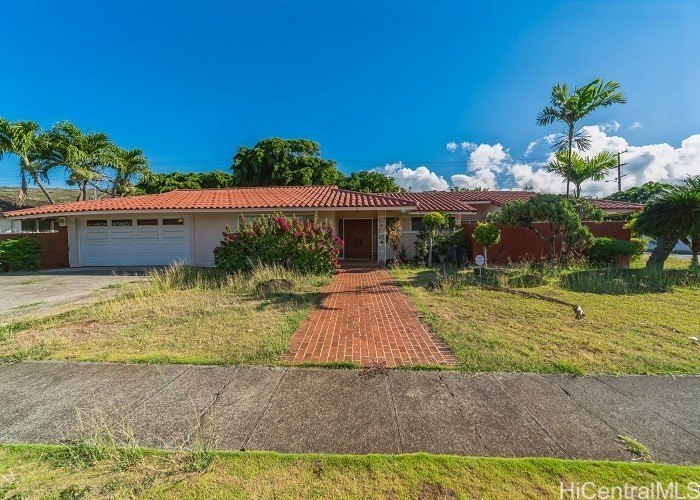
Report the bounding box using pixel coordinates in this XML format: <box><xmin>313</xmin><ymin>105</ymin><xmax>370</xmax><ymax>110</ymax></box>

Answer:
<box><xmin>546</xmin><ymin>150</ymin><xmax>618</xmax><ymax>198</ymax></box>
<box><xmin>0</xmin><ymin>118</ymin><xmax>55</xmax><ymax>206</ymax></box>
<box><xmin>45</xmin><ymin>122</ymin><xmax>113</xmax><ymax>201</ymax></box>
<box><xmin>629</xmin><ymin>176</ymin><xmax>700</xmax><ymax>269</ymax></box>
<box><xmin>101</xmin><ymin>146</ymin><xmax>150</xmax><ymax>196</ymax></box>
<box><xmin>536</xmin><ymin>78</ymin><xmax>626</xmax><ymax>197</ymax></box>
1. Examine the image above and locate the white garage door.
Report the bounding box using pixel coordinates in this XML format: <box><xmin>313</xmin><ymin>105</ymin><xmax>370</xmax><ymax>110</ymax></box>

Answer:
<box><xmin>79</xmin><ymin>216</ymin><xmax>191</xmax><ymax>266</ymax></box>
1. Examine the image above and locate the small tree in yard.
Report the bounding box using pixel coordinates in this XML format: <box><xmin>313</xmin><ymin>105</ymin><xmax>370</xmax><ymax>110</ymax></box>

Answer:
<box><xmin>492</xmin><ymin>194</ymin><xmax>601</xmax><ymax>266</ymax></box>
<box><xmin>472</xmin><ymin>222</ymin><xmax>501</xmax><ymax>267</ymax></box>
<box><xmin>422</xmin><ymin>212</ymin><xmax>449</xmax><ymax>266</ymax></box>
<box><xmin>387</xmin><ymin>218</ymin><xmax>403</xmax><ymax>265</ymax></box>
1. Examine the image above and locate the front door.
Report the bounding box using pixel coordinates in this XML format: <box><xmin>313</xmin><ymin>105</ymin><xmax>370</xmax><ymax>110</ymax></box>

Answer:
<box><xmin>343</xmin><ymin>219</ymin><xmax>373</xmax><ymax>259</ymax></box>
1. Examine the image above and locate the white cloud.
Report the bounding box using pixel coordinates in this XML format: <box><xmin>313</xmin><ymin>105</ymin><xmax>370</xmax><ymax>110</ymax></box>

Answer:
<box><xmin>468</xmin><ymin>143</ymin><xmax>509</xmax><ymax>172</ymax></box>
<box><xmin>629</xmin><ymin>121</ymin><xmax>643</xmax><ymax>130</ymax></box>
<box><xmin>601</xmin><ymin>120</ymin><xmax>621</xmax><ymax>133</ymax></box>
<box><xmin>509</xmin><ymin>163</ymin><xmax>564</xmax><ymax>193</ymax></box>
<box><xmin>543</xmin><ymin>133</ymin><xmax>559</xmax><ymax>145</ymax></box>
<box><xmin>381</xmin><ymin>162</ymin><xmax>449</xmax><ymax>191</ymax></box>
<box><xmin>524</xmin><ymin>140</ymin><xmax>539</xmax><ymax>157</ymax></box>
<box><xmin>446</xmin><ymin>140</ymin><xmax>478</xmax><ymax>153</ymax></box>
<box><xmin>451</xmin><ymin>169</ymin><xmax>498</xmax><ymax>190</ymax></box>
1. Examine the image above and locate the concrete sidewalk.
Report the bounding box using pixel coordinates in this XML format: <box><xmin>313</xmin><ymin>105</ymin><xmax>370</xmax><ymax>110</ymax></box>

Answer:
<box><xmin>0</xmin><ymin>361</ymin><xmax>698</xmax><ymax>464</ymax></box>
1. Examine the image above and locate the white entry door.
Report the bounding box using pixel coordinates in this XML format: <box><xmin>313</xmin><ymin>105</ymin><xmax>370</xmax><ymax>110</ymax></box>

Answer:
<box><xmin>79</xmin><ymin>216</ymin><xmax>191</xmax><ymax>266</ymax></box>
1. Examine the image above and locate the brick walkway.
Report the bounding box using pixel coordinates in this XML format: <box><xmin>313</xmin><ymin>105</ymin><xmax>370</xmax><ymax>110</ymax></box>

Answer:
<box><xmin>285</xmin><ymin>263</ymin><xmax>457</xmax><ymax>367</ymax></box>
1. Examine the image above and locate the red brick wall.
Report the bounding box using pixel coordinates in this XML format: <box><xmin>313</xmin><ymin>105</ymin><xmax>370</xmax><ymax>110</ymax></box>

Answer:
<box><xmin>462</xmin><ymin>221</ymin><xmax>631</xmax><ymax>266</ymax></box>
<box><xmin>0</xmin><ymin>226</ymin><xmax>69</xmax><ymax>269</ymax></box>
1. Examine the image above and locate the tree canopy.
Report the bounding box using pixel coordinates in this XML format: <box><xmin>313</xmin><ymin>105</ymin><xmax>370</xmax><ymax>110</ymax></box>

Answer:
<box><xmin>491</xmin><ymin>194</ymin><xmax>602</xmax><ymax>265</ymax></box>
<box><xmin>629</xmin><ymin>176</ymin><xmax>700</xmax><ymax>268</ymax></box>
<box><xmin>231</xmin><ymin>138</ymin><xmax>343</xmax><ymax>187</ymax></box>
<box><xmin>546</xmin><ymin>150</ymin><xmax>617</xmax><ymax>198</ymax></box>
<box><xmin>138</xmin><ymin>170</ymin><xmax>236</xmax><ymax>194</ymax></box>
<box><xmin>338</xmin><ymin>170</ymin><xmax>404</xmax><ymax>193</ymax></box>
<box><xmin>605</xmin><ymin>181</ymin><xmax>673</xmax><ymax>204</ymax></box>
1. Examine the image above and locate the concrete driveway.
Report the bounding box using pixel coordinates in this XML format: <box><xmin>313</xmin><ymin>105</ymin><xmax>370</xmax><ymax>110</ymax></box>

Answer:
<box><xmin>0</xmin><ymin>268</ymin><xmax>152</xmax><ymax>320</ymax></box>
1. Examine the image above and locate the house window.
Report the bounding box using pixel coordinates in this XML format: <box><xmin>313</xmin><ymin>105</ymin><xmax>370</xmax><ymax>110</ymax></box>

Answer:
<box><xmin>20</xmin><ymin>218</ymin><xmax>59</xmax><ymax>233</ymax></box>
<box><xmin>411</xmin><ymin>217</ymin><xmax>425</xmax><ymax>232</ymax></box>
<box><xmin>238</xmin><ymin>214</ymin><xmax>262</xmax><ymax>226</ymax></box>
<box><xmin>87</xmin><ymin>220</ymin><xmax>107</xmax><ymax>227</ymax></box>
<box><xmin>163</xmin><ymin>218</ymin><xmax>184</xmax><ymax>226</ymax></box>
<box><xmin>137</xmin><ymin>219</ymin><xmax>158</xmax><ymax>226</ymax></box>
<box><xmin>294</xmin><ymin>214</ymin><xmax>315</xmax><ymax>222</ymax></box>
<box><xmin>111</xmin><ymin>219</ymin><xmax>133</xmax><ymax>226</ymax></box>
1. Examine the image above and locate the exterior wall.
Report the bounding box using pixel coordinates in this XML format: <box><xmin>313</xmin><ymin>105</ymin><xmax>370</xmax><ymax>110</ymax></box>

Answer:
<box><xmin>192</xmin><ymin>212</ymin><xmax>239</xmax><ymax>267</ymax></box>
<box><xmin>463</xmin><ymin>221</ymin><xmax>633</xmax><ymax>266</ymax></box>
<box><xmin>0</xmin><ymin>226</ymin><xmax>69</xmax><ymax>269</ymax></box>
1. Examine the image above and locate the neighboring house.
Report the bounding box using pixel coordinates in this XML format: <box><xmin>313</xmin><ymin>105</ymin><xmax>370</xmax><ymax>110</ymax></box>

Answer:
<box><xmin>2</xmin><ymin>185</ymin><xmax>642</xmax><ymax>268</ymax></box>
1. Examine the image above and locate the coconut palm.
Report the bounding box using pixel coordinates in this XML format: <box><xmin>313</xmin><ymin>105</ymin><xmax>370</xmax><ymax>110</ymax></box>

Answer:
<box><xmin>102</xmin><ymin>146</ymin><xmax>150</xmax><ymax>196</ymax></box>
<box><xmin>629</xmin><ymin>176</ymin><xmax>700</xmax><ymax>269</ymax></box>
<box><xmin>0</xmin><ymin>118</ymin><xmax>55</xmax><ymax>206</ymax></box>
<box><xmin>536</xmin><ymin>78</ymin><xmax>626</xmax><ymax>197</ymax></box>
<box><xmin>45</xmin><ymin>122</ymin><xmax>113</xmax><ymax>201</ymax></box>
<box><xmin>546</xmin><ymin>150</ymin><xmax>618</xmax><ymax>198</ymax></box>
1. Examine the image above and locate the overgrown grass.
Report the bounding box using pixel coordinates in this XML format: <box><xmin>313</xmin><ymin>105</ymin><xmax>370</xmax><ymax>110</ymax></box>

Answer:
<box><xmin>391</xmin><ymin>258</ymin><xmax>700</xmax><ymax>374</ymax></box>
<box><xmin>1</xmin><ymin>444</ymin><xmax>699</xmax><ymax>499</ymax></box>
<box><xmin>0</xmin><ymin>264</ymin><xmax>330</xmax><ymax>365</ymax></box>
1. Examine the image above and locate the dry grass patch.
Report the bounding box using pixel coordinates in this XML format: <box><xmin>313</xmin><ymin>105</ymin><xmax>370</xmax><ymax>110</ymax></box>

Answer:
<box><xmin>0</xmin><ymin>265</ymin><xmax>330</xmax><ymax>365</ymax></box>
<box><xmin>391</xmin><ymin>258</ymin><xmax>700</xmax><ymax>374</ymax></box>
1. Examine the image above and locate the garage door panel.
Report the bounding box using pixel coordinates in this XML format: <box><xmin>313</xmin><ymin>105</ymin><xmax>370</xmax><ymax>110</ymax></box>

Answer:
<box><xmin>79</xmin><ymin>217</ymin><xmax>191</xmax><ymax>266</ymax></box>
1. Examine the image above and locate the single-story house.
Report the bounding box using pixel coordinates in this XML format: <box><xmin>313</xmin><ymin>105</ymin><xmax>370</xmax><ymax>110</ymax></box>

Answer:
<box><xmin>1</xmin><ymin>185</ymin><xmax>642</xmax><ymax>267</ymax></box>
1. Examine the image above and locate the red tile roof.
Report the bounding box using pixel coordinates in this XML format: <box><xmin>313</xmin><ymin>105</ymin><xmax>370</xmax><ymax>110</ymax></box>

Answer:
<box><xmin>385</xmin><ymin>192</ymin><xmax>478</xmax><ymax>212</ymax></box>
<box><xmin>3</xmin><ymin>186</ymin><xmax>416</xmax><ymax>218</ymax></box>
<box><xmin>388</xmin><ymin>190</ymin><xmax>642</xmax><ymax>211</ymax></box>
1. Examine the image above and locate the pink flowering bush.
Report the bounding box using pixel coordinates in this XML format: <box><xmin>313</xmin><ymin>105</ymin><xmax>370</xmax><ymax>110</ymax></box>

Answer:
<box><xmin>214</xmin><ymin>214</ymin><xmax>343</xmax><ymax>275</ymax></box>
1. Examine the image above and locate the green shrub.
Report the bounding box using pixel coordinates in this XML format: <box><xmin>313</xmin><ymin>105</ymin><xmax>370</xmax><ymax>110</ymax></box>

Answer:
<box><xmin>473</xmin><ymin>222</ymin><xmax>501</xmax><ymax>248</ymax></box>
<box><xmin>214</xmin><ymin>214</ymin><xmax>342</xmax><ymax>275</ymax></box>
<box><xmin>584</xmin><ymin>237</ymin><xmax>645</xmax><ymax>265</ymax></box>
<box><xmin>561</xmin><ymin>267</ymin><xmax>700</xmax><ymax>294</ymax></box>
<box><xmin>0</xmin><ymin>237</ymin><xmax>43</xmax><ymax>271</ymax></box>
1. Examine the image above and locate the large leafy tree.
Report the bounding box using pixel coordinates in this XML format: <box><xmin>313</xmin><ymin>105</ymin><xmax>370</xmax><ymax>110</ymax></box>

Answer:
<box><xmin>536</xmin><ymin>78</ymin><xmax>626</xmax><ymax>198</ymax></box>
<box><xmin>629</xmin><ymin>176</ymin><xmax>700</xmax><ymax>268</ymax></box>
<box><xmin>492</xmin><ymin>194</ymin><xmax>602</xmax><ymax>265</ymax></box>
<box><xmin>606</xmin><ymin>181</ymin><xmax>673</xmax><ymax>204</ymax></box>
<box><xmin>0</xmin><ymin>118</ymin><xmax>55</xmax><ymax>206</ymax></box>
<box><xmin>44</xmin><ymin>122</ymin><xmax>113</xmax><ymax>201</ymax></box>
<box><xmin>339</xmin><ymin>170</ymin><xmax>404</xmax><ymax>193</ymax></box>
<box><xmin>137</xmin><ymin>170</ymin><xmax>236</xmax><ymax>194</ymax></box>
<box><xmin>546</xmin><ymin>150</ymin><xmax>617</xmax><ymax>198</ymax></box>
<box><xmin>231</xmin><ymin>138</ymin><xmax>343</xmax><ymax>186</ymax></box>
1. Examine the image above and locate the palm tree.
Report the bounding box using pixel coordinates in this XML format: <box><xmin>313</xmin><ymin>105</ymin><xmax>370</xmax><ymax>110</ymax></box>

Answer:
<box><xmin>536</xmin><ymin>78</ymin><xmax>626</xmax><ymax>197</ymax></box>
<box><xmin>102</xmin><ymin>146</ymin><xmax>150</xmax><ymax>196</ymax></box>
<box><xmin>629</xmin><ymin>176</ymin><xmax>700</xmax><ymax>269</ymax></box>
<box><xmin>679</xmin><ymin>176</ymin><xmax>700</xmax><ymax>266</ymax></box>
<box><xmin>45</xmin><ymin>122</ymin><xmax>113</xmax><ymax>201</ymax></box>
<box><xmin>546</xmin><ymin>150</ymin><xmax>618</xmax><ymax>198</ymax></box>
<box><xmin>0</xmin><ymin>118</ymin><xmax>55</xmax><ymax>206</ymax></box>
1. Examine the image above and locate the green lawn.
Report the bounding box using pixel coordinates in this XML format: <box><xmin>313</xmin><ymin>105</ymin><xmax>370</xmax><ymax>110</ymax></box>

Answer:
<box><xmin>0</xmin><ymin>266</ymin><xmax>329</xmax><ymax>365</ymax></box>
<box><xmin>391</xmin><ymin>258</ymin><xmax>700</xmax><ymax>375</ymax></box>
<box><xmin>1</xmin><ymin>444</ymin><xmax>699</xmax><ymax>499</ymax></box>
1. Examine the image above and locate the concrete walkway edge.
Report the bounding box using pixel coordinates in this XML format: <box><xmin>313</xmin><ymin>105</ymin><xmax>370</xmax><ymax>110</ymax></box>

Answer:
<box><xmin>1</xmin><ymin>361</ymin><xmax>699</xmax><ymax>464</ymax></box>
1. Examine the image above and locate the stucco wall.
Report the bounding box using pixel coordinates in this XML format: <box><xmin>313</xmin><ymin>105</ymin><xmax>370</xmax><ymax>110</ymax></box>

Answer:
<box><xmin>192</xmin><ymin>212</ymin><xmax>239</xmax><ymax>267</ymax></box>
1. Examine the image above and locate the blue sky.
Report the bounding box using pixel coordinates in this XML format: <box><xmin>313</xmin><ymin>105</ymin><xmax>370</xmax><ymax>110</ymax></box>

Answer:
<box><xmin>2</xmin><ymin>0</ymin><xmax>699</xmax><ymax>194</ymax></box>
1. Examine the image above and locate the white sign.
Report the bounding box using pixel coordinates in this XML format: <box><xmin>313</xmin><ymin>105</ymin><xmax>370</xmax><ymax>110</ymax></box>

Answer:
<box><xmin>475</xmin><ymin>254</ymin><xmax>485</xmax><ymax>266</ymax></box>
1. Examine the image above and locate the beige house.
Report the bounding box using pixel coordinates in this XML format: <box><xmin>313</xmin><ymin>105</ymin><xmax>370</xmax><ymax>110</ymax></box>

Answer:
<box><xmin>2</xmin><ymin>185</ymin><xmax>641</xmax><ymax>267</ymax></box>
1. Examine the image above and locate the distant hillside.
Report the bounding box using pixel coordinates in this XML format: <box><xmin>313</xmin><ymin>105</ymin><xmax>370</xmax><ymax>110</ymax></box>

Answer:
<box><xmin>0</xmin><ymin>187</ymin><xmax>80</xmax><ymax>214</ymax></box>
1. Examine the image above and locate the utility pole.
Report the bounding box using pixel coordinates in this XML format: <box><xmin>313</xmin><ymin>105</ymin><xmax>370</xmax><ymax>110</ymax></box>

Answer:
<box><xmin>616</xmin><ymin>150</ymin><xmax>628</xmax><ymax>192</ymax></box>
